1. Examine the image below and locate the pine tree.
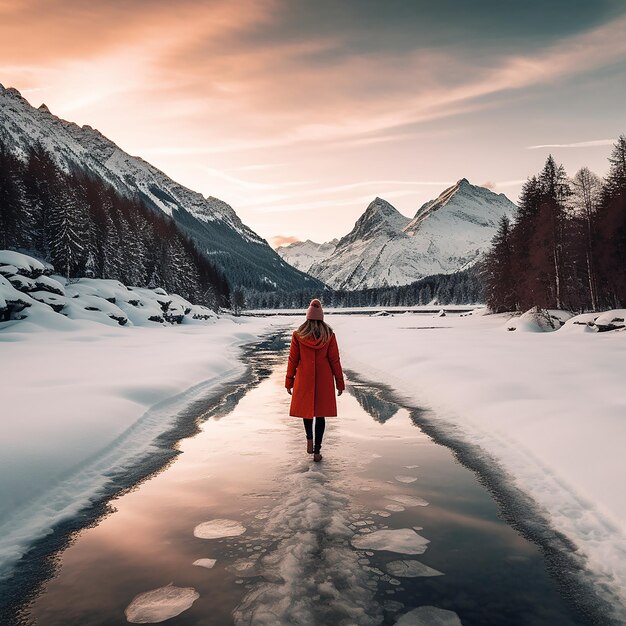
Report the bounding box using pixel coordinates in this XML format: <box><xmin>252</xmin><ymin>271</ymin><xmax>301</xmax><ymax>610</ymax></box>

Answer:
<box><xmin>483</xmin><ymin>215</ymin><xmax>516</xmax><ymax>312</ymax></box>
<box><xmin>597</xmin><ymin>136</ymin><xmax>626</xmax><ymax>306</ymax></box>
<box><xmin>48</xmin><ymin>186</ymin><xmax>85</xmax><ymax>278</ymax></box>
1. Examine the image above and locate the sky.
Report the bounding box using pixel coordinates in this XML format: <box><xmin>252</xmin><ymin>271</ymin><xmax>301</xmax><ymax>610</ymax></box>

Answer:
<box><xmin>1</xmin><ymin>0</ymin><xmax>626</xmax><ymax>246</ymax></box>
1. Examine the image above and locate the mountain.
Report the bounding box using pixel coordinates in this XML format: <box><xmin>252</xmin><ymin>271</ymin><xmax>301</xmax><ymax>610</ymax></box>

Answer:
<box><xmin>300</xmin><ymin>179</ymin><xmax>517</xmax><ymax>290</ymax></box>
<box><xmin>275</xmin><ymin>238</ymin><xmax>338</xmax><ymax>273</ymax></box>
<box><xmin>0</xmin><ymin>84</ymin><xmax>323</xmax><ymax>292</ymax></box>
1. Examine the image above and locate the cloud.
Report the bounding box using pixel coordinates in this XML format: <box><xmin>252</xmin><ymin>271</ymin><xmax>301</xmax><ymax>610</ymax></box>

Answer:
<box><xmin>271</xmin><ymin>235</ymin><xmax>300</xmax><ymax>248</ymax></box>
<box><xmin>526</xmin><ymin>139</ymin><xmax>616</xmax><ymax>149</ymax></box>
<box><xmin>480</xmin><ymin>181</ymin><xmax>495</xmax><ymax>190</ymax></box>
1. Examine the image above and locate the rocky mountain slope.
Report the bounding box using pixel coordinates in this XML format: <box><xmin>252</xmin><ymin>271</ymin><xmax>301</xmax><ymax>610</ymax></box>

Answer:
<box><xmin>277</xmin><ymin>180</ymin><xmax>517</xmax><ymax>290</ymax></box>
<box><xmin>275</xmin><ymin>238</ymin><xmax>339</xmax><ymax>274</ymax></box>
<box><xmin>0</xmin><ymin>84</ymin><xmax>322</xmax><ymax>292</ymax></box>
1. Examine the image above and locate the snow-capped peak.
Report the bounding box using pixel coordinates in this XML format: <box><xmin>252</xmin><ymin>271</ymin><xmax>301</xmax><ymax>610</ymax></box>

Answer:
<box><xmin>340</xmin><ymin>197</ymin><xmax>410</xmax><ymax>246</ymax></box>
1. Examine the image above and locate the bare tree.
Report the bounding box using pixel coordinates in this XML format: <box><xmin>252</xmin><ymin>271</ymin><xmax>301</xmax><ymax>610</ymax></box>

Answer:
<box><xmin>571</xmin><ymin>167</ymin><xmax>602</xmax><ymax>310</ymax></box>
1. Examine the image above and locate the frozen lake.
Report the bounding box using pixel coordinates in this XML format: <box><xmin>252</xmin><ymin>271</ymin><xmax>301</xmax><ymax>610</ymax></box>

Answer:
<box><xmin>18</xmin><ymin>331</ymin><xmax>589</xmax><ymax>625</ymax></box>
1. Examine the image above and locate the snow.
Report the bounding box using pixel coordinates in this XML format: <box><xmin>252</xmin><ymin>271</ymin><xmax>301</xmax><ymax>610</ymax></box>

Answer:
<box><xmin>394</xmin><ymin>606</ymin><xmax>462</xmax><ymax>626</ymax></box>
<box><xmin>193</xmin><ymin>519</ymin><xmax>247</xmax><ymax>539</ymax></box>
<box><xmin>330</xmin><ymin>311</ymin><xmax>626</xmax><ymax>610</ymax></box>
<box><xmin>233</xmin><ymin>465</ymin><xmax>382</xmax><ymax>626</ymax></box>
<box><xmin>0</xmin><ymin>250</ymin><xmax>47</xmax><ymax>276</ymax></box>
<box><xmin>302</xmin><ymin>180</ymin><xmax>516</xmax><ymax>290</ymax></box>
<box><xmin>0</xmin><ymin>311</ymin><xmax>274</xmax><ymax>579</ymax></box>
<box><xmin>124</xmin><ymin>583</ymin><xmax>199</xmax><ymax>623</ymax></box>
<box><xmin>351</xmin><ymin>529</ymin><xmax>430</xmax><ymax>554</ymax></box>
<box><xmin>595</xmin><ymin>309</ymin><xmax>626</xmax><ymax>330</ymax></box>
<box><xmin>385</xmin><ymin>560</ymin><xmax>444</xmax><ymax>578</ymax></box>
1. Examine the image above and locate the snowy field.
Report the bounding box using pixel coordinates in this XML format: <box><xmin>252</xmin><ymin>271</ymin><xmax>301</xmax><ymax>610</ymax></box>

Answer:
<box><xmin>2</xmin><ymin>289</ymin><xmax>625</xmax><ymax>617</ymax></box>
<box><xmin>329</xmin><ymin>310</ymin><xmax>626</xmax><ymax>611</ymax></box>
<box><xmin>0</xmin><ymin>313</ymin><xmax>276</xmax><ymax>579</ymax></box>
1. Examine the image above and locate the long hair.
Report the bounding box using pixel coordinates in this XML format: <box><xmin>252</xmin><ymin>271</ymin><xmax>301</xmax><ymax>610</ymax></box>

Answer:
<box><xmin>296</xmin><ymin>319</ymin><xmax>333</xmax><ymax>343</ymax></box>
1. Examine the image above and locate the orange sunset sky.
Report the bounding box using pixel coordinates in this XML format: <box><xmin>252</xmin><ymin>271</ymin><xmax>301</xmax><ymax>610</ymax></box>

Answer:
<box><xmin>1</xmin><ymin>0</ymin><xmax>626</xmax><ymax>245</ymax></box>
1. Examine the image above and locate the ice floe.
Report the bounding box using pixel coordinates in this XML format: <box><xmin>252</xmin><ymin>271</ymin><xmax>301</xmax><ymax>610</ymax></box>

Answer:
<box><xmin>386</xmin><ymin>494</ymin><xmax>429</xmax><ymax>507</ymax></box>
<box><xmin>351</xmin><ymin>529</ymin><xmax>430</xmax><ymax>554</ymax></box>
<box><xmin>232</xmin><ymin>467</ymin><xmax>383</xmax><ymax>625</ymax></box>
<box><xmin>194</xmin><ymin>519</ymin><xmax>246</xmax><ymax>539</ymax></box>
<box><xmin>395</xmin><ymin>605</ymin><xmax>462</xmax><ymax>625</ymax></box>
<box><xmin>192</xmin><ymin>558</ymin><xmax>216</xmax><ymax>569</ymax></box>
<box><xmin>125</xmin><ymin>583</ymin><xmax>199</xmax><ymax>623</ymax></box>
<box><xmin>385</xmin><ymin>560</ymin><xmax>443</xmax><ymax>578</ymax></box>
<box><xmin>394</xmin><ymin>475</ymin><xmax>418</xmax><ymax>483</ymax></box>
<box><xmin>385</xmin><ymin>504</ymin><xmax>406</xmax><ymax>512</ymax></box>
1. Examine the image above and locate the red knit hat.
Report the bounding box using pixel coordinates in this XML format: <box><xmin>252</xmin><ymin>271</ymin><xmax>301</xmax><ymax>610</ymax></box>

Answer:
<box><xmin>306</xmin><ymin>298</ymin><xmax>324</xmax><ymax>321</ymax></box>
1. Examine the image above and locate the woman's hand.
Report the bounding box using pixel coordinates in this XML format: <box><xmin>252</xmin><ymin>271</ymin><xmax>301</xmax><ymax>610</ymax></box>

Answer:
<box><xmin>337</xmin><ymin>389</ymin><xmax>343</xmax><ymax>396</ymax></box>
<box><xmin>287</xmin><ymin>388</ymin><xmax>292</xmax><ymax>395</ymax></box>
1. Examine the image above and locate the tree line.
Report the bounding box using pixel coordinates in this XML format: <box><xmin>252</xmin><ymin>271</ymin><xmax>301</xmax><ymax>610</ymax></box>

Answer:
<box><xmin>0</xmin><ymin>140</ymin><xmax>230</xmax><ymax>309</ymax></box>
<box><xmin>483</xmin><ymin>137</ymin><xmax>626</xmax><ymax>313</ymax></box>
<box><xmin>243</xmin><ymin>267</ymin><xmax>483</xmax><ymax>310</ymax></box>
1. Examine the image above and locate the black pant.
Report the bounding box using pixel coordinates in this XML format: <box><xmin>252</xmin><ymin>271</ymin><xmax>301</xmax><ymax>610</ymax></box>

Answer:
<box><xmin>303</xmin><ymin>417</ymin><xmax>326</xmax><ymax>453</ymax></box>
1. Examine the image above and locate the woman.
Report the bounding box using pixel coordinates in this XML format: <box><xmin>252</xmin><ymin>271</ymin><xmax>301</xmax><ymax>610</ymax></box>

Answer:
<box><xmin>285</xmin><ymin>299</ymin><xmax>345</xmax><ymax>462</ymax></box>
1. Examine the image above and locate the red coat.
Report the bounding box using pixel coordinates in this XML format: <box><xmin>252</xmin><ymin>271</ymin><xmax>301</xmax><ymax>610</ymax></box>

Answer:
<box><xmin>285</xmin><ymin>331</ymin><xmax>345</xmax><ymax>418</ymax></box>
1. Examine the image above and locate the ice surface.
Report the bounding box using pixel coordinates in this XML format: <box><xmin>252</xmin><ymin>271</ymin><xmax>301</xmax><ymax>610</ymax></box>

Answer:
<box><xmin>386</xmin><ymin>494</ymin><xmax>429</xmax><ymax>507</ymax></box>
<box><xmin>394</xmin><ymin>606</ymin><xmax>462</xmax><ymax>625</ymax></box>
<box><xmin>331</xmin><ymin>312</ymin><xmax>626</xmax><ymax>613</ymax></box>
<box><xmin>351</xmin><ymin>529</ymin><xmax>430</xmax><ymax>554</ymax></box>
<box><xmin>125</xmin><ymin>583</ymin><xmax>199</xmax><ymax>623</ymax></box>
<box><xmin>0</xmin><ymin>314</ymin><xmax>271</xmax><ymax>579</ymax></box>
<box><xmin>385</xmin><ymin>560</ymin><xmax>443</xmax><ymax>578</ymax></box>
<box><xmin>192</xmin><ymin>558</ymin><xmax>216</xmax><ymax>569</ymax></box>
<box><xmin>233</xmin><ymin>467</ymin><xmax>383</xmax><ymax>625</ymax></box>
<box><xmin>394</xmin><ymin>475</ymin><xmax>418</xmax><ymax>483</ymax></box>
<box><xmin>194</xmin><ymin>519</ymin><xmax>246</xmax><ymax>539</ymax></box>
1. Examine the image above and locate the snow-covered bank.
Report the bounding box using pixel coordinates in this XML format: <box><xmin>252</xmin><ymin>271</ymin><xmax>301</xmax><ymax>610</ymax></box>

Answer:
<box><xmin>0</xmin><ymin>314</ymin><xmax>276</xmax><ymax>579</ymax></box>
<box><xmin>330</xmin><ymin>312</ymin><xmax>626</xmax><ymax>613</ymax></box>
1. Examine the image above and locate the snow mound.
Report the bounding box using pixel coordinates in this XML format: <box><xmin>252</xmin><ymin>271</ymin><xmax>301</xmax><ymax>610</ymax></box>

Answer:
<box><xmin>505</xmin><ymin>308</ymin><xmax>573</xmax><ymax>332</ymax></box>
<box><xmin>192</xmin><ymin>558</ymin><xmax>216</xmax><ymax>569</ymax></box>
<box><xmin>395</xmin><ymin>606</ymin><xmax>462</xmax><ymax>626</ymax></box>
<box><xmin>193</xmin><ymin>519</ymin><xmax>246</xmax><ymax>539</ymax></box>
<box><xmin>595</xmin><ymin>309</ymin><xmax>626</xmax><ymax>332</ymax></box>
<box><xmin>351</xmin><ymin>529</ymin><xmax>430</xmax><ymax>554</ymax></box>
<box><xmin>0</xmin><ymin>250</ymin><xmax>218</xmax><ymax>328</ymax></box>
<box><xmin>125</xmin><ymin>583</ymin><xmax>199</xmax><ymax>623</ymax></box>
<box><xmin>561</xmin><ymin>313</ymin><xmax>599</xmax><ymax>333</ymax></box>
<box><xmin>385</xmin><ymin>560</ymin><xmax>444</xmax><ymax>578</ymax></box>
<box><xmin>0</xmin><ymin>250</ymin><xmax>49</xmax><ymax>277</ymax></box>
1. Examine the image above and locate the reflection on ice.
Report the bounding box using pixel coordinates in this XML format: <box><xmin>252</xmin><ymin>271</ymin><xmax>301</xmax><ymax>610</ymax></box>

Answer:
<box><xmin>124</xmin><ymin>584</ymin><xmax>199</xmax><ymax>623</ymax></box>
<box><xmin>385</xmin><ymin>560</ymin><xmax>444</xmax><ymax>578</ymax></box>
<box><xmin>352</xmin><ymin>529</ymin><xmax>430</xmax><ymax>554</ymax></box>
<box><xmin>193</xmin><ymin>519</ymin><xmax>246</xmax><ymax>539</ymax></box>
<box><xmin>395</xmin><ymin>605</ymin><xmax>462</xmax><ymax>625</ymax></box>
<box><xmin>348</xmin><ymin>383</ymin><xmax>399</xmax><ymax>423</ymax></box>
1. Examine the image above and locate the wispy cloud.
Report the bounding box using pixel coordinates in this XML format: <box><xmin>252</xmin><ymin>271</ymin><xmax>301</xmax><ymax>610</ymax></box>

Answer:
<box><xmin>270</xmin><ymin>235</ymin><xmax>299</xmax><ymax>248</ymax></box>
<box><xmin>526</xmin><ymin>139</ymin><xmax>616</xmax><ymax>149</ymax></box>
<box><xmin>201</xmin><ymin>166</ymin><xmax>311</xmax><ymax>190</ymax></box>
